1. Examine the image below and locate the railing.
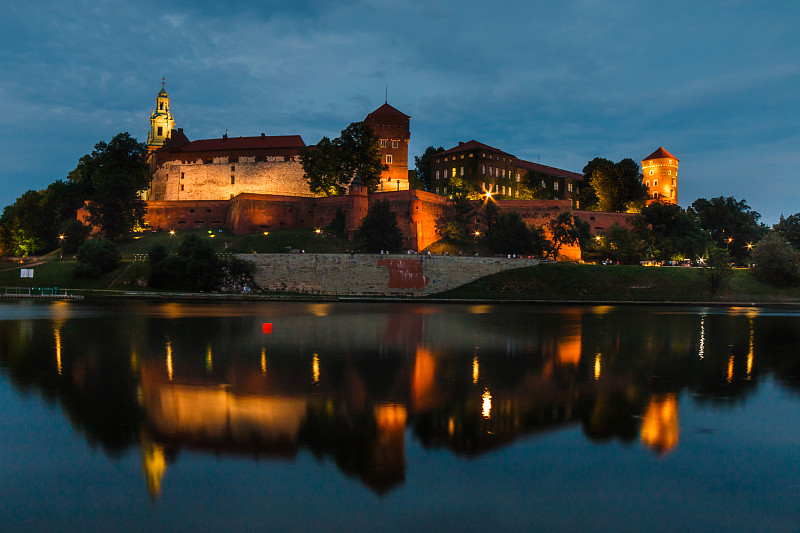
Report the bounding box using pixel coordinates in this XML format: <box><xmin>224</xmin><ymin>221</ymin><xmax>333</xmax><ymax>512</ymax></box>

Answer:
<box><xmin>0</xmin><ymin>287</ymin><xmax>83</xmax><ymax>299</ymax></box>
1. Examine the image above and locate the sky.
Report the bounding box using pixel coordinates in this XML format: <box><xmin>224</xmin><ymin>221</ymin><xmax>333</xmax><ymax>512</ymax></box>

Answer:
<box><xmin>1</xmin><ymin>0</ymin><xmax>798</xmax><ymax>225</ymax></box>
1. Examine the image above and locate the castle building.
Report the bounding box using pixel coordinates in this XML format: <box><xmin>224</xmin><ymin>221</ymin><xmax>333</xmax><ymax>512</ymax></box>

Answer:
<box><xmin>430</xmin><ymin>140</ymin><xmax>582</xmax><ymax>202</ymax></box>
<box><xmin>641</xmin><ymin>147</ymin><xmax>678</xmax><ymax>205</ymax></box>
<box><xmin>364</xmin><ymin>103</ymin><xmax>410</xmax><ymax>192</ymax></box>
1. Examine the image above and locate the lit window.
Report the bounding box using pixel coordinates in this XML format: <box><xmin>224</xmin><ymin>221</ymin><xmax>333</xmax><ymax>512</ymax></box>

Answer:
<box><xmin>380</xmin><ymin>139</ymin><xmax>387</xmax><ymax>147</ymax></box>
<box><xmin>460</xmin><ymin>154</ymin><xmax>464</xmax><ymax>159</ymax></box>
<box><xmin>502</xmin><ymin>169</ymin><xmax>506</xmax><ymax>178</ymax></box>
<box><xmin>469</xmin><ymin>153</ymin><xmax>473</xmax><ymax>158</ymax></box>
<box><xmin>650</xmin><ymin>170</ymin><xmax>654</xmax><ymax>175</ymax></box>
<box><xmin>436</xmin><ymin>187</ymin><xmax>440</xmax><ymax>194</ymax></box>
<box><xmin>489</xmin><ymin>167</ymin><xmax>493</xmax><ymax>176</ymax></box>
<box><xmin>653</xmin><ymin>179</ymin><xmax>658</xmax><ymax>186</ymax></box>
<box><xmin>541</xmin><ymin>180</ymin><xmax>546</xmax><ymax>188</ymax></box>
<box><xmin>502</xmin><ymin>185</ymin><xmax>506</xmax><ymax>195</ymax></box>
<box><xmin>436</xmin><ymin>170</ymin><xmax>440</xmax><ymax>179</ymax></box>
<box><xmin>460</xmin><ymin>166</ymin><xmax>464</xmax><ymax>176</ymax></box>
<box><xmin>554</xmin><ymin>182</ymin><xmax>559</xmax><ymax>191</ymax></box>
<box><xmin>568</xmin><ymin>183</ymin><xmax>573</xmax><ymax>192</ymax></box>
<box><xmin>496</xmin><ymin>168</ymin><xmax>499</xmax><ymax>177</ymax></box>
<box><xmin>444</xmin><ymin>187</ymin><xmax>447</xmax><ymax>194</ymax></box>
<box><xmin>668</xmin><ymin>170</ymin><xmax>671</xmax><ymax>175</ymax></box>
<box><xmin>482</xmin><ymin>182</ymin><xmax>486</xmax><ymax>189</ymax></box>
<box><xmin>481</xmin><ymin>165</ymin><xmax>485</xmax><ymax>174</ymax></box>
<box><xmin>671</xmin><ymin>190</ymin><xmax>675</xmax><ymax>197</ymax></box>
<box><xmin>392</xmin><ymin>140</ymin><xmax>398</xmax><ymax>148</ymax></box>
<box><xmin>646</xmin><ymin>181</ymin><xmax>650</xmax><ymax>187</ymax></box>
<box><xmin>387</xmin><ymin>155</ymin><xmax>393</xmax><ymax>164</ymax></box>
<box><xmin>516</xmin><ymin>173</ymin><xmax>520</xmax><ymax>182</ymax></box>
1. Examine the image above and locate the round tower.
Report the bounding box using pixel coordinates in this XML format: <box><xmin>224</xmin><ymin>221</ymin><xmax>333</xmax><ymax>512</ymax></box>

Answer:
<box><xmin>146</xmin><ymin>78</ymin><xmax>176</xmax><ymax>153</ymax></box>
<box><xmin>642</xmin><ymin>147</ymin><xmax>679</xmax><ymax>205</ymax></box>
<box><xmin>347</xmin><ymin>175</ymin><xmax>369</xmax><ymax>241</ymax></box>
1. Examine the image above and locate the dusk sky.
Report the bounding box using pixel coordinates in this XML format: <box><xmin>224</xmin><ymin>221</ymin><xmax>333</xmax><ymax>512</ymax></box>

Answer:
<box><xmin>1</xmin><ymin>0</ymin><xmax>798</xmax><ymax>224</ymax></box>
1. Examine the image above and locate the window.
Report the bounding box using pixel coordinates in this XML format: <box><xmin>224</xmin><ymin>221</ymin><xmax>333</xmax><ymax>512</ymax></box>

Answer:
<box><xmin>482</xmin><ymin>182</ymin><xmax>486</xmax><ymax>190</ymax></box>
<box><xmin>460</xmin><ymin>154</ymin><xmax>464</xmax><ymax>159</ymax></box>
<box><xmin>157</xmin><ymin>126</ymin><xmax>163</xmax><ymax>136</ymax></box>
<box><xmin>502</xmin><ymin>169</ymin><xmax>506</xmax><ymax>178</ymax></box>
<box><xmin>392</xmin><ymin>140</ymin><xmax>398</xmax><ymax>148</ymax></box>
<box><xmin>451</xmin><ymin>168</ymin><xmax>456</xmax><ymax>178</ymax></box>
<box><xmin>554</xmin><ymin>182</ymin><xmax>559</xmax><ymax>191</ymax></box>
<box><xmin>460</xmin><ymin>166</ymin><xmax>464</xmax><ymax>176</ymax></box>
<box><xmin>672</xmin><ymin>177</ymin><xmax>676</xmax><ymax>186</ymax></box>
<box><xmin>189</xmin><ymin>209</ymin><xmax>195</xmax><ymax>213</ymax></box>
<box><xmin>516</xmin><ymin>173</ymin><xmax>520</xmax><ymax>182</ymax></box>
<box><xmin>380</xmin><ymin>139</ymin><xmax>387</xmax><ymax>148</ymax></box>
<box><xmin>386</xmin><ymin>155</ymin><xmax>393</xmax><ymax>164</ymax></box>
<box><xmin>541</xmin><ymin>180</ymin><xmax>546</xmax><ymax>188</ymax></box>
<box><xmin>653</xmin><ymin>179</ymin><xmax>658</xmax><ymax>186</ymax></box>
<box><xmin>502</xmin><ymin>185</ymin><xmax>506</xmax><ymax>195</ymax></box>
<box><xmin>436</xmin><ymin>187</ymin><xmax>440</xmax><ymax>194</ymax></box>
<box><xmin>444</xmin><ymin>187</ymin><xmax>448</xmax><ymax>194</ymax></box>
<box><xmin>489</xmin><ymin>167</ymin><xmax>493</xmax><ymax>176</ymax></box>
<box><xmin>568</xmin><ymin>183</ymin><xmax>573</xmax><ymax>192</ymax></box>
<box><xmin>180</xmin><ymin>184</ymin><xmax>184</xmax><ymax>191</ymax></box>
<box><xmin>181</xmin><ymin>172</ymin><xmax>185</xmax><ymax>180</ymax></box>
<box><xmin>481</xmin><ymin>165</ymin><xmax>485</xmax><ymax>174</ymax></box>
<box><xmin>231</xmin><ymin>175</ymin><xmax>235</xmax><ymax>185</ymax></box>
<box><xmin>649</xmin><ymin>170</ymin><xmax>654</xmax><ymax>175</ymax></box>
<box><xmin>436</xmin><ymin>170</ymin><xmax>440</xmax><ymax>179</ymax></box>
<box><xmin>231</xmin><ymin>165</ymin><xmax>235</xmax><ymax>171</ymax></box>
<box><xmin>646</xmin><ymin>181</ymin><xmax>650</xmax><ymax>187</ymax></box>
<box><xmin>469</xmin><ymin>153</ymin><xmax>473</xmax><ymax>158</ymax></box>
<box><xmin>496</xmin><ymin>168</ymin><xmax>499</xmax><ymax>177</ymax></box>
<box><xmin>671</xmin><ymin>190</ymin><xmax>675</xmax><ymax>197</ymax></box>
<box><xmin>668</xmin><ymin>170</ymin><xmax>671</xmax><ymax>175</ymax></box>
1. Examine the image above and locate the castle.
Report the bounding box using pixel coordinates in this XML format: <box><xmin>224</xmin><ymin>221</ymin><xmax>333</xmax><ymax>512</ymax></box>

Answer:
<box><xmin>641</xmin><ymin>147</ymin><xmax>679</xmax><ymax>205</ymax></box>
<box><xmin>141</xmin><ymin>83</ymin><xmax>666</xmax><ymax>257</ymax></box>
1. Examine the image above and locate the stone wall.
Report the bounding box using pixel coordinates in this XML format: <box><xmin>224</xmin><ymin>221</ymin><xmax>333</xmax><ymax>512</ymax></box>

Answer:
<box><xmin>155</xmin><ymin>158</ymin><xmax>310</xmax><ymax>201</ymax></box>
<box><xmin>243</xmin><ymin>253</ymin><xmax>538</xmax><ymax>296</ymax></box>
<box><xmin>573</xmin><ymin>211</ymin><xmax>636</xmax><ymax>233</ymax></box>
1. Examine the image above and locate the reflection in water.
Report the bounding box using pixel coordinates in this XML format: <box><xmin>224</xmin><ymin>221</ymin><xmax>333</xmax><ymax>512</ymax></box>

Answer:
<box><xmin>3</xmin><ymin>302</ymin><xmax>800</xmax><ymax>501</ymax></box>
<box><xmin>640</xmin><ymin>394</ymin><xmax>679</xmax><ymax>454</ymax></box>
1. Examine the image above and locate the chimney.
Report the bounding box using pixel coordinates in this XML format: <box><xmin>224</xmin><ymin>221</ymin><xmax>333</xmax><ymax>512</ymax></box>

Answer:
<box><xmin>261</xmin><ymin>133</ymin><xmax>265</xmax><ymax>138</ymax></box>
<box><xmin>222</xmin><ymin>133</ymin><xmax>227</xmax><ymax>141</ymax></box>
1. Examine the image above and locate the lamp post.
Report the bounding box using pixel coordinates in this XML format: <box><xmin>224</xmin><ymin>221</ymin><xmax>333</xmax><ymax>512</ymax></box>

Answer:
<box><xmin>169</xmin><ymin>230</ymin><xmax>175</xmax><ymax>254</ymax></box>
<box><xmin>59</xmin><ymin>235</ymin><xmax>64</xmax><ymax>259</ymax></box>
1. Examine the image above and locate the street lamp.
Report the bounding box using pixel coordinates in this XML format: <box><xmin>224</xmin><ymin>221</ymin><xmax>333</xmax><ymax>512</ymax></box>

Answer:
<box><xmin>59</xmin><ymin>234</ymin><xmax>64</xmax><ymax>259</ymax></box>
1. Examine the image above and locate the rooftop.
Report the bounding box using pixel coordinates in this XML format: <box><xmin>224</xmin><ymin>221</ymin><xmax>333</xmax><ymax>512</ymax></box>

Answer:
<box><xmin>643</xmin><ymin>147</ymin><xmax>679</xmax><ymax>161</ymax></box>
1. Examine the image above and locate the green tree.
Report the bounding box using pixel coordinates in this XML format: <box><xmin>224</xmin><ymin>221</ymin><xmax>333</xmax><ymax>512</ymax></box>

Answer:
<box><xmin>68</xmin><ymin>133</ymin><xmax>151</xmax><ymax>241</ymax></box>
<box><xmin>750</xmin><ymin>232</ymin><xmax>800</xmax><ymax>287</ymax></box>
<box><xmin>690</xmin><ymin>196</ymin><xmax>767</xmax><ymax>264</ymax></box>
<box><xmin>356</xmin><ymin>200</ymin><xmax>404</xmax><ymax>253</ymax></box>
<box><xmin>774</xmin><ymin>213</ymin><xmax>800</xmax><ymax>250</ymax></box>
<box><xmin>414</xmin><ymin>146</ymin><xmax>444</xmax><ymax>191</ymax></box>
<box><xmin>73</xmin><ymin>239</ymin><xmax>121</xmax><ymax>278</ymax></box>
<box><xmin>592</xmin><ymin>223</ymin><xmax>643</xmax><ymax>264</ymax></box>
<box><xmin>546</xmin><ymin>211</ymin><xmax>581</xmax><ymax>259</ymax></box>
<box><xmin>487</xmin><ymin>211</ymin><xmax>533</xmax><ymax>254</ymax></box>
<box><xmin>634</xmin><ymin>202</ymin><xmax>707</xmax><ymax>262</ymax></box>
<box><xmin>148</xmin><ymin>234</ymin><xmax>223</xmax><ymax>292</ymax></box>
<box><xmin>301</xmin><ymin>122</ymin><xmax>386</xmax><ymax>196</ymax></box>
<box><xmin>701</xmin><ymin>246</ymin><xmax>733</xmax><ymax>295</ymax></box>
<box><xmin>59</xmin><ymin>219</ymin><xmax>89</xmax><ymax>255</ymax></box>
<box><xmin>580</xmin><ymin>157</ymin><xmax>646</xmax><ymax>212</ymax></box>
<box><xmin>517</xmin><ymin>171</ymin><xmax>555</xmax><ymax>200</ymax></box>
<box><xmin>0</xmin><ymin>190</ymin><xmax>51</xmax><ymax>256</ymax></box>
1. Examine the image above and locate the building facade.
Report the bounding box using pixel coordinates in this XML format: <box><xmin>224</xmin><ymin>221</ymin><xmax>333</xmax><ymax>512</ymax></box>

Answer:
<box><xmin>430</xmin><ymin>140</ymin><xmax>582</xmax><ymax>203</ymax></box>
<box><xmin>641</xmin><ymin>147</ymin><xmax>678</xmax><ymax>205</ymax></box>
<box><xmin>364</xmin><ymin>103</ymin><xmax>411</xmax><ymax>192</ymax></box>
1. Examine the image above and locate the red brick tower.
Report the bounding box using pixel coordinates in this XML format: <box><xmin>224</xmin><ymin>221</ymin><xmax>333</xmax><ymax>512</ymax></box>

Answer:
<box><xmin>642</xmin><ymin>147</ymin><xmax>679</xmax><ymax>205</ymax></box>
<box><xmin>364</xmin><ymin>103</ymin><xmax>410</xmax><ymax>192</ymax></box>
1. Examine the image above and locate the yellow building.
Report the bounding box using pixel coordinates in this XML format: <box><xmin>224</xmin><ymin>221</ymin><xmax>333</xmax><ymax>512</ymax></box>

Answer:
<box><xmin>146</xmin><ymin>79</ymin><xmax>175</xmax><ymax>153</ymax></box>
<box><xmin>641</xmin><ymin>147</ymin><xmax>678</xmax><ymax>205</ymax></box>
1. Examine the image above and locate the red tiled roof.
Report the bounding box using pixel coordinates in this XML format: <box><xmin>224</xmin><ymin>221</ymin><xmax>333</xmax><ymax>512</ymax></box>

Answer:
<box><xmin>367</xmin><ymin>103</ymin><xmax>409</xmax><ymax>118</ymax></box>
<box><xmin>438</xmin><ymin>140</ymin><xmax>515</xmax><ymax>158</ymax></box>
<box><xmin>516</xmin><ymin>159</ymin><xmax>583</xmax><ymax>181</ymax></box>
<box><xmin>643</xmin><ymin>147</ymin><xmax>678</xmax><ymax>161</ymax></box>
<box><xmin>168</xmin><ymin>135</ymin><xmax>305</xmax><ymax>152</ymax></box>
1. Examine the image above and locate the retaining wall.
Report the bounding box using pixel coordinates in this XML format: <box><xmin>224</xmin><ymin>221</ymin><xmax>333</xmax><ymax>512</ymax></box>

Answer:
<box><xmin>241</xmin><ymin>253</ymin><xmax>539</xmax><ymax>296</ymax></box>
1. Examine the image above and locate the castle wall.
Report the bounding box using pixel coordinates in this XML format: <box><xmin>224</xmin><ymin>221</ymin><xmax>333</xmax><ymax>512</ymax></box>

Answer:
<box><xmin>146</xmin><ymin>200</ymin><xmax>230</xmax><ymax>231</ymax></box>
<box><xmin>155</xmin><ymin>159</ymin><xmax>310</xmax><ymax>201</ymax></box>
<box><xmin>573</xmin><ymin>211</ymin><xmax>635</xmax><ymax>233</ymax></box>
<box><xmin>370</xmin><ymin>190</ymin><xmax>452</xmax><ymax>251</ymax></box>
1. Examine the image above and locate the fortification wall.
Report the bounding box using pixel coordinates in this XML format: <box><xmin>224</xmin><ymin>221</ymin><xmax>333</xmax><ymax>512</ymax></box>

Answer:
<box><xmin>243</xmin><ymin>253</ymin><xmax>538</xmax><ymax>296</ymax></box>
<box><xmin>145</xmin><ymin>200</ymin><xmax>230</xmax><ymax>231</ymax></box>
<box><xmin>159</xmin><ymin>159</ymin><xmax>310</xmax><ymax>201</ymax></box>
<box><xmin>370</xmin><ymin>190</ymin><xmax>451</xmax><ymax>251</ymax></box>
<box><xmin>573</xmin><ymin>211</ymin><xmax>635</xmax><ymax>233</ymax></box>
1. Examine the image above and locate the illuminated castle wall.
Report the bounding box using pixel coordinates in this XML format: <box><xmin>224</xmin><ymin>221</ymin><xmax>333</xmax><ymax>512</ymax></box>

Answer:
<box><xmin>641</xmin><ymin>147</ymin><xmax>679</xmax><ymax>205</ymax></box>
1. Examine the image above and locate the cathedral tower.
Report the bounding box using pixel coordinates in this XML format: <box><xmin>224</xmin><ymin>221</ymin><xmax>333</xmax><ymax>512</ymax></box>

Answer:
<box><xmin>642</xmin><ymin>147</ymin><xmax>678</xmax><ymax>205</ymax></box>
<box><xmin>147</xmin><ymin>78</ymin><xmax>175</xmax><ymax>153</ymax></box>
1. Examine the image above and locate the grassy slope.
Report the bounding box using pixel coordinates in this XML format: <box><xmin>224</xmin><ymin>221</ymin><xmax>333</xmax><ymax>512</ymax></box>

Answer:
<box><xmin>437</xmin><ymin>263</ymin><xmax>800</xmax><ymax>303</ymax></box>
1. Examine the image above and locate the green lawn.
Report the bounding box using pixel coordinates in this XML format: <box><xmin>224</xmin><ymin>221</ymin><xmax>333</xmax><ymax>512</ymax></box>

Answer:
<box><xmin>438</xmin><ymin>263</ymin><xmax>800</xmax><ymax>303</ymax></box>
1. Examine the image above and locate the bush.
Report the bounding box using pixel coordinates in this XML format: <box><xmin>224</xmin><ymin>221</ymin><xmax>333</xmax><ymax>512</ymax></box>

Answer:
<box><xmin>60</xmin><ymin>219</ymin><xmax>89</xmax><ymax>255</ymax></box>
<box><xmin>73</xmin><ymin>239</ymin><xmax>121</xmax><ymax>278</ymax></box>
<box><xmin>147</xmin><ymin>234</ymin><xmax>222</xmax><ymax>292</ymax></box>
<box><xmin>750</xmin><ymin>233</ymin><xmax>800</xmax><ymax>286</ymax></box>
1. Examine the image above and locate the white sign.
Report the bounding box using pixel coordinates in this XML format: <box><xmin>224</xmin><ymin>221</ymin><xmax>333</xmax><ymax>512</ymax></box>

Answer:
<box><xmin>20</xmin><ymin>269</ymin><xmax>34</xmax><ymax>278</ymax></box>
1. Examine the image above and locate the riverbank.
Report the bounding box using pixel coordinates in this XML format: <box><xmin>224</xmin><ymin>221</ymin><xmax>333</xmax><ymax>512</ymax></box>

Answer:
<box><xmin>2</xmin><ymin>259</ymin><xmax>800</xmax><ymax>306</ymax></box>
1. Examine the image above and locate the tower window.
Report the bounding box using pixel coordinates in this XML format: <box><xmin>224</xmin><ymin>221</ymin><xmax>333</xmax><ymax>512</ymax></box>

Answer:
<box><xmin>180</xmin><ymin>184</ymin><xmax>184</xmax><ymax>191</ymax></box>
<box><xmin>181</xmin><ymin>172</ymin><xmax>184</xmax><ymax>179</ymax></box>
<box><xmin>159</xmin><ymin>103</ymin><xmax>163</xmax><ymax>110</ymax></box>
<box><xmin>380</xmin><ymin>139</ymin><xmax>387</xmax><ymax>148</ymax></box>
<box><xmin>157</xmin><ymin>127</ymin><xmax>163</xmax><ymax>136</ymax></box>
<box><xmin>231</xmin><ymin>175</ymin><xmax>235</xmax><ymax>185</ymax></box>
<box><xmin>460</xmin><ymin>166</ymin><xmax>464</xmax><ymax>176</ymax></box>
<box><xmin>231</xmin><ymin>165</ymin><xmax>235</xmax><ymax>171</ymax></box>
<box><xmin>653</xmin><ymin>179</ymin><xmax>658</xmax><ymax>186</ymax></box>
<box><xmin>392</xmin><ymin>140</ymin><xmax>398</xmax><ymax>148</ymax></box>
<box><xmin>386</xmin><ymin>155</ymin><xmax>393</xmax><ymax>164</ymax></box>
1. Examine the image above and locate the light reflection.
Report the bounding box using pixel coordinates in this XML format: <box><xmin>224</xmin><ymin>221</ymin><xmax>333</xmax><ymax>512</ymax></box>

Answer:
<box><xmin>448</xmin><ymin>417</ymin><xmax>455</xmax><ymax>436</ymax></box>
<box><xmin>472</xmin><ymin>356</ymin><xmax>479</xmax><ymax>384</ymax></box>
<box><xmin>205</xmin><ymin>345</ymin><xmax>213</xmax><ymax>373</ymax></box>
<box><xmin>308</xmin><ymin>303</ymin><xmax>332</xmax><ymax>317</ymax></box>
<box><xmin>747</xmin><ymin>317</ymin><xmax>754</xmax><ymax>379</ymax></box>
<box><xmin>261</xmin><ymin>348</ymin><xmax>267</xmax><ymax>375</ymax></box>
<box><xmin>166</xmin><ymin>341</ymin><xmax>173</xmax><ymax>381</ymax></box>
<box><xmin>482</xmin><ymin>389</ymin><xmax>492</xmax><ymax>419</ymax></box>
<box><xmin>53</xmin><ymin>326</ymin><xmax>62</xmax><ymax>376</ymax></box>
<box><xmin>467</xmin><ymin>305</ymin><xmax>493</xmax><ymax>314</ymax></box>
<box><xmin>594</xmin><ymin>353</ymin><xmax>602</xmax><ymax>380</ymax></box>
<box><xmin>727</xmin><ymin>355</ymin><xmax>734</xmax><ymax>383</ymax></box>
<box><xmin>312</xmin><ymin>353</ymin><xmax>320</xmax><ymax>384</ymax></box>
<box><xmin>640</xmin><ymin>394</ymin><xmax>679</xmax><ymax>455</ymax></box>
<box><xmin>698</xmin><ymin>313</ymin><xmax>706</xmax><ymax>359</ymax></box>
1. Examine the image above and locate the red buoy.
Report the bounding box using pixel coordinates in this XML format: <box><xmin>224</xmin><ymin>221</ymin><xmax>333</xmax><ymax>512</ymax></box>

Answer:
<box><xmin>262</xmin><ymin>323</ymin><xmax>273</xmax><ymax>334</ymax></box>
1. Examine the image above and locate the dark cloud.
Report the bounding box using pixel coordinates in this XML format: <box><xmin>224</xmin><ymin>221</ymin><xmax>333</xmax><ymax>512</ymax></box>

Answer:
<box><xmin>1</xmin><ymin>0</ymin><xmax>799</xmax><ymax>223</ymax></box>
